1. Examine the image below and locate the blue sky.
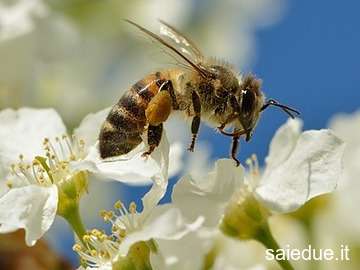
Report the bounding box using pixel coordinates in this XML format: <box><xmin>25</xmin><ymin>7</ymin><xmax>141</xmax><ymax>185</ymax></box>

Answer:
<box><xmin>200</xmin><ymin>0</ymin><xmax>360</xmax><ymax>163</ymax></box>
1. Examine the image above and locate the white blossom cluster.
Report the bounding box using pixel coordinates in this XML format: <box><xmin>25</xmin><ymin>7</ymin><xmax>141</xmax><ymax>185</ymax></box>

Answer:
<box><xmin>0</xmin><ymin>107</ymin><xmax>346</xmax><ymax>270</ymax></box>
<box><xmin>0</xmin><ymin>1</ymin><xmax>358</xmax><ymax>270</ymax></box>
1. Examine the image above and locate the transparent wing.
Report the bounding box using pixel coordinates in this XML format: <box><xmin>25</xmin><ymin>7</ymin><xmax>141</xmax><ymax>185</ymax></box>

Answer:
<box><xmin>125</xmin><ymin>19</ymin><xmax>210</xmax><ymax>78</ymax></box>
<box><xmin>158</xmin><ymin>19</ymin><xmax>204</xmax><ymax>63</ymax></box>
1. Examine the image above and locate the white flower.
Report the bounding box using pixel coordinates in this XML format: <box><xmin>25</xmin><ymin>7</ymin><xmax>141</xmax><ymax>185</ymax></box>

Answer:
<box><xmin>0</xmin><ymin>108</ymin><xmax>66</xmax><ymax>246</ymax></box>
<box><xmin>0</xmin><ymin>0</ymin><xmax>48</xmax><ymax>41</ymax></box>
<box><xmin>173</xmin><ymin>118</ymin><xmax>345</xmax><ymax>228</ymax></box>
<box><xmin>72</xmin><ymin>125</ymin><xmax>199</xmax><ymax>268</ymax></box>
<box><xmin>74</xmin><ymin>201</ymin><xmax>203</xmax><ymax>269</ymax></box>
<box><xmin>311</xmin><ymin>110</ymin><xmax>360</xmax><ymax>246</ymax></box>
<box><xmin>0</xmin><ymin>107</ymin><xmax>182</xmax><ymax>246</ymax></box>
<box><xmin>157</xmin><ymin>118</ymin><xmax>344</xmax><ymax>269</ymax></box>
<box><xmin>255</xmin><ymin>118</ymin><xmax>345</xmax><ymax>213</ymax></box>
<box><xmin>173</xmin><ymin>159</ymin><xmax>243</xmax><ymax>229</ymax></box>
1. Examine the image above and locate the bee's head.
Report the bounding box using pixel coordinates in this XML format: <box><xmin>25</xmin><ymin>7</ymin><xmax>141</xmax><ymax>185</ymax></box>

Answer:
<box><xmin>237</xmin><ymin>74</ymin><xmax>265</xmax><ymax>141</ymax></box>
<box><xmin>236</xmin><ymin>74</ymin><xmax>300</xmax><ymax>141</ymax></box>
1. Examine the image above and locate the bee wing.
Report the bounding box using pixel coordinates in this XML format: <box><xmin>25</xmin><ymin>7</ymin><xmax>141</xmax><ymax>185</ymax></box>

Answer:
<box><xmin>125</xmin><ymin>19</ymin><xmax>211</xmax><ymax>78</ymax></box>
<box><xmin>158</xmin><ymin>19</ymin><xmax>204</xmax><ymax>63</ymax></box>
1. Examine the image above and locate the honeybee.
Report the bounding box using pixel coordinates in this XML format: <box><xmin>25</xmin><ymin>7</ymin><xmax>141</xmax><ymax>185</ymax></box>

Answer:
<box><xmin>99</xmin><ymin>20</ymin><xmax>299</xmax><ymax>166</ymax></box>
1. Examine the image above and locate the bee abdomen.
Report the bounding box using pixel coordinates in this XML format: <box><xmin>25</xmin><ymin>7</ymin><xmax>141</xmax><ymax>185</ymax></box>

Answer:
<box><xmin>99</xmin><ymin>74</ymin><xmax>163</xmax><ymax>159</ymax></box>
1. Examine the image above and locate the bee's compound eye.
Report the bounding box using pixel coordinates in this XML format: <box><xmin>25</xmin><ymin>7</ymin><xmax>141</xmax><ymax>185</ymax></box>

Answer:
<box><xmin>241</xmin><ymin>90</ymin><xmax>255</xmax><ymax>114</ymax></box>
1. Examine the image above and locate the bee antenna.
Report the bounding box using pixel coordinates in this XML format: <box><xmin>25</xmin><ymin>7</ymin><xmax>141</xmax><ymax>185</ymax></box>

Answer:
<box><xmin>261</xmin><ymin>99</ymin><xmax>300</xmax><ymax>119</ymax></box>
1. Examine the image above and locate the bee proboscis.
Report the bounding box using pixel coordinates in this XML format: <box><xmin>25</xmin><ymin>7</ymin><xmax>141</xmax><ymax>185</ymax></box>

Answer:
<box><xmin>99</xmin><ymin>20</ymin><xmax>299</xmax><ymax>166</ymax></box>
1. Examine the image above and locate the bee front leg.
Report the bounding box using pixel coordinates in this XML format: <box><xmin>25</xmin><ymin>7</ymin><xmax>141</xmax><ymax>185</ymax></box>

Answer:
<box><xmin>188</xmin><ymin>91</ymin><xmax>201</xmax><ymax>152</ymax></box>
<box><xmin>230</xmin><ymin>133</ymin><xmax>241</xmax><ymax>167</ymax></box>
<box><xmin>142</xmin><ymin>123</ymin><xmax>163</xmax><ymax>157</ymax></box>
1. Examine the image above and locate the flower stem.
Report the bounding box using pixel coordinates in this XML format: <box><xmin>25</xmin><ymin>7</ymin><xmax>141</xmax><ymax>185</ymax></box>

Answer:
<box><xmin>62</xmin><ymin>204</ymin><xmax>86</xmax><ymax>244</ymax></box>
<box><xmin>255</xmin><ymin>223</ymin><xmax>295</xmax><ymax>270</ymax></box>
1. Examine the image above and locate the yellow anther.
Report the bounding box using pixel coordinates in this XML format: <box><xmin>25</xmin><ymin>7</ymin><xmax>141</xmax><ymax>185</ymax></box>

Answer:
<box><xmin>19</xmin><ymin>154</ymin><xmax>24</xmax><ymax>160</ymax></box>
<box><xmin>83</xmin><ymin>234</ymin><xmax>91</xmax><ymax>243</ymax></box>
<box><xmin>79</xmin><ymin>139</ymin><xmax>85</xmax><ymax>146</ymax></box>
<box><xmin>32</xmin><ymin>160</ymin><xmax>40</xmax><ymax>166</ymax></box>
<box><xmin>91</xmin><ymin>229</ymin><xmax>101</xmax><ymax>237</ymax></box>
<box><xmin>129</xmin><ymin>202</ymin><xmax>137</xmax><ymax>214</ymax></box>
<box><xmin>55</xmin><ymin>137</ymin><xmax>60</xmax><ymax>142</ymax></box>
<box><xmin>73</xmin><ymin>244</ymin><xmax>82</xmax><ymax>252</ymax></box>
<box><xmin>100</xmin><ymin>210</ymin><xmax>113</xmax><ymax>222</ymax></box>
<box><xmin>90</xmin><ymin>249</ymin><xmax>97</xmax><ymax>257</ymax></box>
<box><xmin>99</xmin><ymin>234</ymin><xmax>107</xmax><ymax>242</ymax></box>
<box><xmin>43</xmin><ymin>138</ymin><xmax>49</xmax><ymax>144</ymax></box>
<box><xmin>100</xmin><ymin>210</ymin><xmax>107</xmax><ymax>218</ymax></box>
<box><xmin>118</xmin><ymin>228</ymin><xmax>127</xmax><ymax>238</ymax></box>
<box><xmin>112</xmin><ymin>224</ymin><xmax>119</xmax><ymax>233</ymax></box>
<box><xmin>100</xmin><ymin>250</ymin><xmax>110</xmax><ymax>260</ymax></box>
<box><xmin>62</xmin><ymin>134</ymin><xmax>67</xmax><ymax>139</ymax></box>
<box><xmin>70</xmin><ymin>154</ymin><xmax>76</xmax><ymax>161</ymax></box>
<box><xmin>114</xmin><ymin>200</ymin><xmax>123</xmax><ymax>209</ymax></box>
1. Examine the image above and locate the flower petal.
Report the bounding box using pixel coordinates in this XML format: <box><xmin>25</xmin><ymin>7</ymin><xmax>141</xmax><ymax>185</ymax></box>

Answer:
<box><xmin>0</xmin><ymin>108</ymin><xmax>66</xmax><ymax>173</ymax></box>
<box><xmin>168</xmin><ymin>142</ymin><xmax>183</xmax><ymax>178</ymax></box>
<box><xmin>70</xmin><ymin>130</ymin><xmax>171</xmax><ymax>186</ymax></box>
<box><xmin>173</xmin><ymin>159</ymin><xmax>243</xmax><ymax>227</ymax></box>
<box><xmin>73</xmin><ymin>107</ymin><xmax>111</xmax><ymax>151</ymax></box>
<box><xmin>0</xmin><ymin>179</ymin><xmax>9</xmax><ymax>197</ymax></box>
<box><xmin>256</xmin><ymin>129</ymin><xmax>345</xmax><ymax>213</ymax></box>
<box><xmin>151</xmin><ymin>230</ymin><xmax>212</xmax><ymax>270</ymax></box>
<box><xmin>117</xmin><ymin>205</ymin><xmax>204</xmax><ymax>256</ymax></box>
<box><xmin>0</xmin><ymin>0</ymin><xmax>48</xmax><ymax>41</ymax></box>
<box><xmin>265</xmin><ymin>118</ymin><xmax>302</xmax><ymax>172</ymax></box>
<box><xmin>0</xmin><ymin>185</ymin><xmax>58</xmax><ymax>246</ymax></box>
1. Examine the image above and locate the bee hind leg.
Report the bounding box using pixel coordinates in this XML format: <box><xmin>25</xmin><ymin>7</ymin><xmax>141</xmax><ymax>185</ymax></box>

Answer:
<box><xmin>142</xmin><ymin>123</ymin><xmax>163</xmax><ymax>157</ymax></box>
<box><xmin>159</xmin><ymin>80</ymin><xmax>179</xmax><ymax>110</ymax></box>
<box><xmin>188</xmin><ymin>91</ymin><xmax>201</xmax><ymax>152</ymax></box>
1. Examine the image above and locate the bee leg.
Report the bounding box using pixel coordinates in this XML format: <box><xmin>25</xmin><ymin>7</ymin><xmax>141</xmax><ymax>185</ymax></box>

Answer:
<box><xmin>230</xmin><ymin>134</ymin><xmax>241</xmax><ymax>167</ymax></box>
<box><xmin>159</xmin><ymin>80</ymin><xmax>179</xmax><ymax>110</ymax></box>
<box><xmin>188</xmin><ymin>91</ymin><xmax>201</xmax><ymax>152</ymax></box>
<box><xmin>142</xmin><ymin>123</ymin><xmax>163</xmax><ymax>157</ymax></box>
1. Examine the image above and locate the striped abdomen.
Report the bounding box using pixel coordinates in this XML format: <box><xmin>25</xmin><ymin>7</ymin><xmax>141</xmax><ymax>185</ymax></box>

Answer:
<box><xmin>99</xmin><ymin>73</ymin><xmax>164</xmax><ymax>159</ymax></box>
